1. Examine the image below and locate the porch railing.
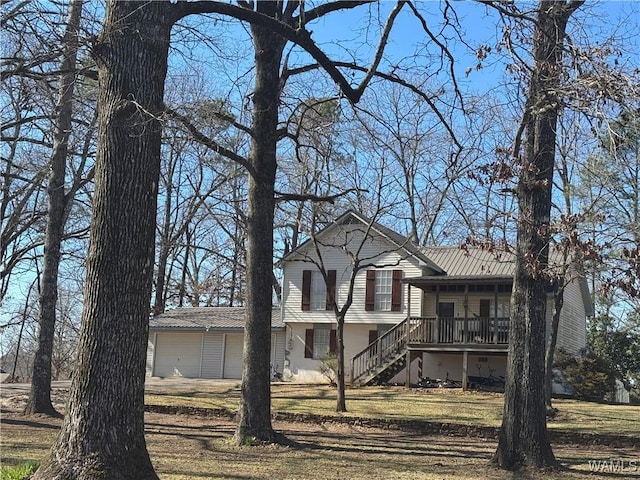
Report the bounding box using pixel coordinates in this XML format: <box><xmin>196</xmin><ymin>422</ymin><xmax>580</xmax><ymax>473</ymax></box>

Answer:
<box><xmin>407</xmin><ymin>316</ymin><xmax>510</xmax><ymax>345</ymax></box>
<box><xmin>351</xmin><ymin>316</ymin><xmax>510</xmax><ymax>385</ymax></box>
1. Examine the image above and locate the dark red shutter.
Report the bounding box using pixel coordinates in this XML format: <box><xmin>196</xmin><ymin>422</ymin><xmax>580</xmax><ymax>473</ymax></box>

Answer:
<box><xmin>391</xmin><ymin>270</ymin><xmax>403</xmax><ymax>311</ymax></box>
<box><xmin>365</xmin><ymin>270</ymin><xmax>376</xmax><ymax>311</ymax></box>
<box><xmin>329</xmin><ymin>329</ymin><xmax>337</xmax><ymax>354</ymax></box>
<box><xmin>368</xmin><ymin>329</ymin><xmax>378</xmax><ymax>345</ymax></box>
<box><xmin>326</xmin><ymin>270</ymin><xmax>336</xmax><ymax>310</ymax></box>
<box><xmin>302</xmin><ymin>270</ymin><xmax>311</xmax><ymax>311</ymax></box>
<box><xmin>304</xmin><ymin>328</ymin><xmax>314</xmax><ymax>358</ymax></box>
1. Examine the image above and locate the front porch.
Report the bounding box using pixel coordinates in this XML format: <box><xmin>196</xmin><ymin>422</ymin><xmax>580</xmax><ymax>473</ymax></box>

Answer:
<box><xmin>350</xmin><ymin>316</ymin><xmax>509</xmax><ymax>387</ymax></box>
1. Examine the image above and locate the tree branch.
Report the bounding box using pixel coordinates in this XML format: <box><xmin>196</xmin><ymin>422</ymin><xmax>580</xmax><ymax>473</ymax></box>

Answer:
<box><xmin>275</xmin><ymin>188</ymin><xmax>366</xmax><ymax>204</ymax></box>
<box><xmin>163</xmin><ymin>106</ymin><xmax>255</xmax><ymax>176</ymax></box>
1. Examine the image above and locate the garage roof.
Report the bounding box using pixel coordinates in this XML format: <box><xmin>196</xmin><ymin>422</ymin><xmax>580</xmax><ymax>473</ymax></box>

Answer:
<box><xmin>150</xmin><ymin>307</ymin><xmax>284</xmax><ymax>331</ymax></box>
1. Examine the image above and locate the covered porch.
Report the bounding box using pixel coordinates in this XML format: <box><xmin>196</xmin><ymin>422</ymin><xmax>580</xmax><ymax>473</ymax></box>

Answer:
<box><xmin>402</xmin><ymin>274</ymin><xmax>513</xmax><ymax>388</ymax></box>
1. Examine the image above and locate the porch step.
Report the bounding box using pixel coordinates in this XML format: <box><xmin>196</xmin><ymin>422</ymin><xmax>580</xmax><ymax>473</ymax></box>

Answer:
<box><xmin>356</xmin><ymin>350</ymin><xmax>407</xmax><ymax>386</ymax></box>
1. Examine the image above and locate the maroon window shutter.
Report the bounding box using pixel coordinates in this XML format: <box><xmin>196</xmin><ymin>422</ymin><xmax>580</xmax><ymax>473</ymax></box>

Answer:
<box><xmin>302</xmin><ymin>270</ymin><xmax>311</xmax><ymax>311</ymax></box>
<box><xmin>368</xmin><ymin>329</ymin><xmax>378</xmax><ymax>345</ymax></box>
<box><xmin>329</xmin><ymin>329</ymin><xmax>337</xmax><ymax>354</ymax></box>
<box><xmin>365</xmin><ymin>270</ymin><xmax>376</xmax><ymax>311</ymax></box>
<box><xmin>326</xmin><ymin>270</ymin><xmax>336</xmax><ymax>310</ymax></box>
<box><xmin>304</xmin><ymin>328</ymin><xmax>314</xmax><ymax>358</ymax></box>
<box><xmin>391</xmin><ymin>270</ymin><xmax>403</xmax><ymax>311</ymax></box>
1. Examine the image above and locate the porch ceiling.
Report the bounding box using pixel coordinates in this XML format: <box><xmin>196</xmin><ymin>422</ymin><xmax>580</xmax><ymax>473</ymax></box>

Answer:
<box><xmin>403</xmin><ymin>275</ymin><xmax>513</xmax><ymax>289</ymax></box>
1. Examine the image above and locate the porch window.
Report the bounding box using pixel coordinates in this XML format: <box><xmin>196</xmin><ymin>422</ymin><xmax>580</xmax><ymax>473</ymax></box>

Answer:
<box><xmin>491</xmin><ymin>299</ymin><xmax>510</xmax><ymax>318</ymax></box>
<box><xmin>479</xmin><ymin>299</ymin><xmax>510</xmax><ymax>318</ymax></box>
<box><xmin>365</xmin><ymin>269</ymin><xmax>403</xmax><ymax>312</ymax></box>
<box><xmin>304</xmin><ymin>326</ymin><xmax>337</xmax><ymax>359</ymax></box>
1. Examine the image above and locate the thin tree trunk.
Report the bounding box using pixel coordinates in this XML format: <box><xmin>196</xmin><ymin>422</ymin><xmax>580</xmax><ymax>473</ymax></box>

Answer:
<box><xmin>545</xmin><ymin>278</ymin><xmax>565</xmax><ymax>407</ymax></box>
<box><xmin>235</xmin><ymin>3</ymin><xmax>286</xmax><ymax>444</ymax></box>
<box><xmin>492</xmin><ymin>0</ymin><xmax>583</xmax><ymax>471</ymax></box>
<box><xmin>33</xmin><ymin>2</ymin><xmax>173</xmax><ymax>477</ymax></box>
<box><xmin>25</xmin><ymin>0</ymin><xmax>83</xmax><ymax>417</ymax></box>
<box><xmin>336</xmin><ymin>314</ymin><xmax>347</xmax><ymax>412</ymax></box>
<box><xmin>153</xmin><ymin>182</ymin><xmax>174</xmax><ymax>315</ymax></box>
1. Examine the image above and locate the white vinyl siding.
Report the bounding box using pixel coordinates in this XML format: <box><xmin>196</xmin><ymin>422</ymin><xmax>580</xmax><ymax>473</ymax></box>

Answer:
<box><xmin>553</xmin><ymin>280</ymin><xmax>587</xmax><ymax>354</ymax></box>
<box><xmin>146</xmin><ymin>333</ymin><xmax>156</xmax><ymax>376</ymax></box>
<box><xmin>271</xmin><ymin>333</ymin><xmax>286</xmax><ymax>375</ymax></box>
<box><xmin>283</xmin><ymin>224</ymin><xmax>426</xmax><ymax>325</ymax></box>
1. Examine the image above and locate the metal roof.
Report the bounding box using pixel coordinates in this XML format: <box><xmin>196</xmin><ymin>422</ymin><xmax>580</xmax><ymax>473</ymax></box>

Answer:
<box><xmin>150</xmin><ymin>306</ymin><xmax>284</xmax><ymax>331</ymax></box>
<box><xmin>421</xmin><ymin>246</ymin><xmax>515</xmax><ymax>277</ymax></box>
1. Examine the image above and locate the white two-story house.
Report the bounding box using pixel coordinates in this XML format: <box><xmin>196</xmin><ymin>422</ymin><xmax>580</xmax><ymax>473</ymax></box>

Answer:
<box><xmin>281</xmin><ymin>210</ymin><xmax>592</xmax><ymax>388</ymax></box>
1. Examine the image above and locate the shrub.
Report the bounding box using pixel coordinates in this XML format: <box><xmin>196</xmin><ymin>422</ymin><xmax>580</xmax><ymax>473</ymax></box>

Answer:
<box><xmin>0</xmin><ymin>461</ymin><xmax>39</xmax><ymax>480</ymax></box>
<box><xmin>554</xmin><ymin>348</ymin><xmax>616</xmax><ymax>402</ymax></box>
<box><xmin>318</xmin><ymin>354</ymin><xmax>338</xmax><ymax>387</ymax></box>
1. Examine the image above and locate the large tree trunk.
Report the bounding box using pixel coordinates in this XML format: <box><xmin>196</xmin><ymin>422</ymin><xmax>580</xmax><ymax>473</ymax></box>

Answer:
<box><xmin>235</xmin><ymin>2</ymin><xmax>286</xmax><ymax>444</ymax></box>
<box><xmin>25</xmin><ymin>0</ymin><xmax>83</xmax><ymax>417</ymax></box>
<box><xmin>33</xmin><ymin>2</ymin><xmax>173</xmax><ymax>478</ymax></box>
<box><xmin>492</xmin><ymin>0</ymin><xmax>582</xmax><ymax>471</ymax></box>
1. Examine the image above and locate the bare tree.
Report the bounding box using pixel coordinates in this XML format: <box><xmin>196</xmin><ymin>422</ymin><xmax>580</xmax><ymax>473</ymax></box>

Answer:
<box><xmin>25</xmin><ymin>0</ymin><xmax>84</xmax><ymax>417</ymax></box>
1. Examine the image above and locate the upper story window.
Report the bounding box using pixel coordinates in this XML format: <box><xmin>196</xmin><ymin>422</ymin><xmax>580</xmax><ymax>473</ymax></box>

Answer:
<box><xmin>365</xmin><ymin>269</ymin><xmax>403</xmax><ymax>312</ymax></box>
<box><xmin>310</xmin><ymin>271</ymin><xmax>327</xmax><ymax>310</ymax></box>
<box><xmin>301</xmin><ymin>269</ymin><xmax>336</xmax><ymax>311</ymax></box>
<box><xmin>374</xmin><ymin>270</ymin><xmax>393</xmax><ymax>311</ymax></box>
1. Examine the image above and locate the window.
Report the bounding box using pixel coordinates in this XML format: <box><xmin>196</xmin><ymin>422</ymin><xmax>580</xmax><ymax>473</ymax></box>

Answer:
<box><xmin>375</xmin><ymin>270</ymin><xmax>393</xmax><ymax>311</ymax></box>
<box><xmin>301</xmin><ymin>269</ymin><xmax>336</xmax><ymax>311</ymax></box>
<box><xmin>491</xmin><ymin>299</ymin><xmax>510</xmax><ymax>318</ymax></box>
<box><xmin>365</xmin><ymin>269</ymin><xmax>403</xmax><ymax>312</ymax></box>
<box><xmin>310</xmin><ymin>271</ymin><xmax>327</xmax><ymax>311</ymax></box>
<box><xmin>438</xmin><ymin>302</ymin><xmax>455</xmax><ymax>318</ymax></box>
<box><xmin>304</xmin><ymin>326</ymin><xmax>337</xmax><ymax>359</ymax></box>
<box><xmin>479</xmin><ymin>299</ymin><xmax>510</xmax><ymax>318</ymax></box>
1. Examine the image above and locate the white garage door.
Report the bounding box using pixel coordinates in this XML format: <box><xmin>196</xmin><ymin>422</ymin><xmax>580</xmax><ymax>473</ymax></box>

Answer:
<box><xmin>223</xmin><ymin>334</ymin><xmax>244</xmax><ymax>379</ymax></box>
<box><xmin>154</xmin><ymin>333</ymin><xmax>202</xmax><ymax>378</ymax></box>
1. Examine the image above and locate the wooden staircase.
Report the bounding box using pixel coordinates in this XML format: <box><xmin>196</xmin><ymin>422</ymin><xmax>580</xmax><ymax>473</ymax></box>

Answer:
<box><xmin>351</xmin><ymin>318</ymin><xmax>413</xmax><ymax>386</ymax></box>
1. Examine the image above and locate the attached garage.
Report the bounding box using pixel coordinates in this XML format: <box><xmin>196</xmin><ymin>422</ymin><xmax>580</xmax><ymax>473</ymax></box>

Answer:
<box><xmin>147</xmin><ymin>307</ymin><xmax>285</xmax><ymax>380</ymax></box>
<box><xmin>153</xmin><ymin>333</ymin><xmax>202</xmax><ymax>378</ymax></box>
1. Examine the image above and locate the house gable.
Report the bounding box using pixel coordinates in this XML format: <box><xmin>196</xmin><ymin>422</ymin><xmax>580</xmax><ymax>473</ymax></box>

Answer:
<box><xmin>282</xmin><ymin>211</ymin><xmax>436</xmax><ymax>326</ymax></box>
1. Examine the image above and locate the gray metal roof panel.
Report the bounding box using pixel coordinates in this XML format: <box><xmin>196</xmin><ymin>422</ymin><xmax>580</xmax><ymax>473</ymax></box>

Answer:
<box><xmin>421</xmin><ymin>246</ymin><xmax>515</xmax><ymax>277</ymax></box>
<box><xmin>150</xmin><ymin>307</ymin><xmax>284</xmax><ymax>330</ymax></box>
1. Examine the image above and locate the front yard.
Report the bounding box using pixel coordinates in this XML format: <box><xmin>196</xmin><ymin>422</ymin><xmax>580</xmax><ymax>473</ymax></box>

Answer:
<box><xmin>1</xmin><ymin>382</ymin><xmax>638</xmax><ymax>479</ymax></box>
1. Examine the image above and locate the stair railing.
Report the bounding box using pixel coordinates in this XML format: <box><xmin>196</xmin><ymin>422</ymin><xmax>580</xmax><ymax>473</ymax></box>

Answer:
<box><xmin>351</xmin><ymin>318</ymin><xmax>409</xmax><ymax>384</ymax></box>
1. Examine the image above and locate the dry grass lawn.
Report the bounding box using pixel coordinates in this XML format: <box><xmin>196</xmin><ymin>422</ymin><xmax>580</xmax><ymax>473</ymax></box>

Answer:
<box><xmin>1</xmin><ymin>382</ymin><xmax>639</xmax><ymax>479</ymax></box>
